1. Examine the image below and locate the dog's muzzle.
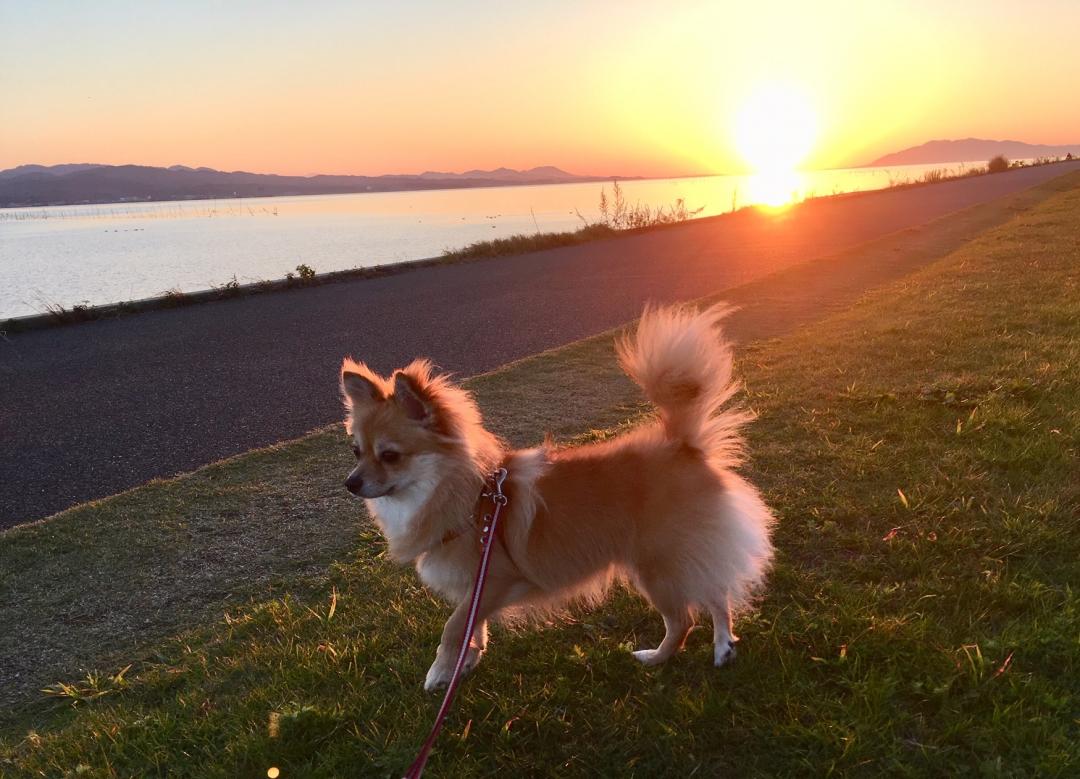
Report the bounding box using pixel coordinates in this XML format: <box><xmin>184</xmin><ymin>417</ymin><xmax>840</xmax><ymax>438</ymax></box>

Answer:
<box><xmin>345</xmin><ymin>469</ymin><xmax>393</xmax><ymax>499</ymax></box>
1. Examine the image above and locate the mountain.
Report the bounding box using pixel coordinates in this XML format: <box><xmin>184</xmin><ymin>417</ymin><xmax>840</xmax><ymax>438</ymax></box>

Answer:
<box><xmin>872</xmin><ymin>138</ymin><xmax>1080</xmax><ymax>166</ymax></box>
<box><xmin>416</xmin><ymin>166</ymin><xmax>576</xmax><ymax>181</ymax></box>
<box><xmin>0</xmin><ymin>164</ymin><xmax>620</xmax><ymax>208</ymax></box>
<box><xmin>0</xmin><ymin>163</ymin><xmax>105</xmax><ymax>180</ymax></box>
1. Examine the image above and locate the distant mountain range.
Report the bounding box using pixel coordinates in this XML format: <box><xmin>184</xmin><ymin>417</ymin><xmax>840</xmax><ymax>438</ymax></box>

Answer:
<box><xmin>0</xmin><ymin>164</ymin><xmax>623</xmax><ymax>208</ymax></box>
<box><xmin>416</xmin><ymin>165</ymin><xmax>577</xmax><ymax>181</ymax></box>
<box><xmin>872</xmin><ymin>138</ymin><xmax>1080</xmax><ymax>166</ymax></box>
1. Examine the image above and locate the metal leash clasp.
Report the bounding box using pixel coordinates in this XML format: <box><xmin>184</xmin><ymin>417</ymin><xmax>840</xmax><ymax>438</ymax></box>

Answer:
<box><xmin>481</xmin><ymin>467</ymin><xmax>509</xmax><ymax>506</ymax></box>
<box><xmin>479</xmin><ymin>468</ymin><xmax>508</xmax><ymax>546</ymax></box>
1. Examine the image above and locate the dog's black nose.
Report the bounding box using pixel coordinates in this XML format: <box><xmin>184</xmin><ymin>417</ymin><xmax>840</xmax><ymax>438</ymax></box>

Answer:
<box><xmin>345</xmin><ymin>471</ymin><xmax>364</xmax><ymax>496</ymax></box>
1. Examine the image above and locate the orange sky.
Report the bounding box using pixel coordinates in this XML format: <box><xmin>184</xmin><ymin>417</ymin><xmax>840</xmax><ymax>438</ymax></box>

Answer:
<box><xmin>2</xmin><ymin>1</ymin><xmax>1079</xmax><ymax>177</ymax></box>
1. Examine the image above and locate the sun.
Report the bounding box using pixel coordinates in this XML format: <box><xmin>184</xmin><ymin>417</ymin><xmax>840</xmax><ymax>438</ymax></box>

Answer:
<box><xmin>734</xmin><ymin>84</ymin><xmax>818</xmax><ymax>173</ymax></box>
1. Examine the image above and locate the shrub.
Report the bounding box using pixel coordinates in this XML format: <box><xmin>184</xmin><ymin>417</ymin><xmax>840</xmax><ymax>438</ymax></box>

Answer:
<box><xmin>43</xmin><ymin>300</ymin><xmax>96</xmax><ymax>323</ymax></box>
<box><xmin>162</xmin><ymin>288</ymin><xmax>191</xmax><ymax>307</ymax></box>
<box><xmin>215</xmin><ymin>275</ymin><xmax>241</xmax><ymax>298</ymax></box>
<box><xmin>988</xmin><ymin>155</ymin><xmax>1009</xmax><ymax>174</ymax></box>
<box><xmin>597</xmin><ymin>181</ymin><xmax>703</xmax><ymax>230</ymax></box>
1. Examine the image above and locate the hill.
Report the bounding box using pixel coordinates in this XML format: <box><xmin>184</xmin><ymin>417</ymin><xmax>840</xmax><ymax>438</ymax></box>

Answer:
<box><xmin>872</xmin><ymin>138</ymin><xmax>1080</xmax><ymax>166</ymax></box>
<box><xmin>0</xmin><ymin>164</ymin><xmax>619</xmax><ymax>208</ymax></box>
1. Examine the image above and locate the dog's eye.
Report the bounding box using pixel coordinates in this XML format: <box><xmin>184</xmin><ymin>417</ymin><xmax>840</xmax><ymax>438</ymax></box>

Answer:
<box><xmin>379</xmin><ymin>450</ymin><xmax>401</xmax><ymax>464</ymax></box>
<box><xmin>350</xmin><ymin>444</ymin><xmax>361</xmax><ymax>459</ymax></box>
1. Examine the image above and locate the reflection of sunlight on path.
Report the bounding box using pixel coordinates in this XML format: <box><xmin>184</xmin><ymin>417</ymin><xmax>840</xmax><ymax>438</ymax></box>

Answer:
<box><xmin>746</xmin><ymin>169</ymin><xmax>805</xmax><ymax>208</ymax></box>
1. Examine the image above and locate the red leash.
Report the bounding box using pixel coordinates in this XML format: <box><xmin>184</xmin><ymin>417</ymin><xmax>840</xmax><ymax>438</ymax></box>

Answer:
<box><xmin>402</xmin><ymin>467</ymin><xmax>509</xmax><ymax>779</ymax></box>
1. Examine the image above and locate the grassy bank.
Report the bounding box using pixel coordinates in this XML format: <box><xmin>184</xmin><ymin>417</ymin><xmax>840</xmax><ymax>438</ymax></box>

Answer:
<box><xmin>441</xmin><ymin>181</ymin><xmax>702</xmax><ymax>262</ymax></box>
<box><xmin>3</xmin><ymin>179</ymin><xmax>1079</xmax><ymax>775</ymax></box>
<box><xmin>885</xmin><ymin>153</ymin><xmax>1072</xmax><ymax>190</ymax></box>
<box><xmin>439</xmin><ymin>223</ymin><xmax>617</xmax><ymax>262</ymax></box>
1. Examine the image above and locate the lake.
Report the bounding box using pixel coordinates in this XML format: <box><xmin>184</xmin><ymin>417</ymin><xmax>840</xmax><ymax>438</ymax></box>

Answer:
<box><xmin>0</xmin><ymin>160</ymin><xmax>990</xmax><ymax>319</ymax></box>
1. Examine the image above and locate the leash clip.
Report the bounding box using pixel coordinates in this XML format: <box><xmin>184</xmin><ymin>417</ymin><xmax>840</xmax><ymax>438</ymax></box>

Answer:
<box><xmin>481</xmin><ymin>467</ymin><xmax>509</xmax><ymax>506</ymax></box>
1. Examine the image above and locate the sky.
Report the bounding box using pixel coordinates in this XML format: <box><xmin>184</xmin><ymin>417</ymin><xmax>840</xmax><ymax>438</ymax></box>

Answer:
<box><xmin>2</xmin><ymin>0</ymin><xmax>1079</xmax><ymax>177</ymax></box>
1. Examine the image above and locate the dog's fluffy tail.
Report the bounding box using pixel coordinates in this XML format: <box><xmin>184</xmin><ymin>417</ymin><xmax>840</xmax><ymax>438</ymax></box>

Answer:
<box><xmin>617</xmin><ymin>303</ymin><xmax>752</xmax><ymax>465</ymax></box>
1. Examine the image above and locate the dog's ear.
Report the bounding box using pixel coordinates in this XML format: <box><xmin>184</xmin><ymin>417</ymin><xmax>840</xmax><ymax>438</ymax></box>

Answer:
<box><xmin>340</xmin><ymin>360</ymin><xmax>384</xmax><ymax>410</ymax></box>
<box><xmin>392</xmin><ymin>370</ymin><xmax>435</xmax><ymax>424</ymax></box>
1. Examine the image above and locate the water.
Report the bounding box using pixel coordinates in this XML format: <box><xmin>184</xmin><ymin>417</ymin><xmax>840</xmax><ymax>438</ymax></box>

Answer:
<box><xmin>0</xmin><ymin>160</ymin><xmax>993</xmax><ymax>319</ymax></box>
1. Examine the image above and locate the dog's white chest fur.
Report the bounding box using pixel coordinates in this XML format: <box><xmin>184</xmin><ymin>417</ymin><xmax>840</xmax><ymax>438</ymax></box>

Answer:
<box><xmin>366</xmin><ymin>453</ymin><xmax>442</xmax><ymax>542</ymax></box>
<box><xmin>417</xmin><ymin>548</ymin><xmax>473</xmax><ymax>602</ymax></box>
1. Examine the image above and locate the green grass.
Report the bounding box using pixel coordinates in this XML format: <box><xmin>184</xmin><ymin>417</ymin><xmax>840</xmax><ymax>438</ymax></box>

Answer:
<box><xmin>3</xmin><ymin>179</ymin><xmax>1080</xmax><ymax>776</ymax></box>
<box><xmin>440</xmin><ymin>223</ymin><xmax>617</xmax><ymax>262</ymax></box>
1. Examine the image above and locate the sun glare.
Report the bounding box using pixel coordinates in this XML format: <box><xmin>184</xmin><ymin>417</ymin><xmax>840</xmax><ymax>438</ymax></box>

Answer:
<box><xmin>745</xmin><ymin>169</ymin><xmax>805</xmax><ymax>208</ymax></box>
<box><xmin>733</xmin><ymin>84</ymin><xmax>819</xmax><ymax>208</ymax></box>
<box><xmin>735</xmin><ymin>84</ymin><xmax>818</xmax><ymax>175</ymax></box>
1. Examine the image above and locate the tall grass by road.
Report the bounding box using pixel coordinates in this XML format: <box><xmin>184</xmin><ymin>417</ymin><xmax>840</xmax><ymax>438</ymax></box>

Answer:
<box><xmin>440</xmin><ymin>181</ymin><xmax>702</xmax><ymax>261</ymax></box>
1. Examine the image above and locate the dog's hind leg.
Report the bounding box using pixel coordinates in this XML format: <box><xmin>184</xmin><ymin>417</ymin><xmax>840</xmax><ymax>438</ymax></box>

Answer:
<box><xmin>631</xmin><ymin>605</ymin><xmax>694</xmax><ymax>666</ymax></box>
<box><xmin>710</xmin><ymin>595</ymin><xmax>738</xmax><ymax>667</ymax></box>
<box><xmin>629</xmin><ymin>570</ymin><xmax>694</xmax><ymax>665</ymax></box>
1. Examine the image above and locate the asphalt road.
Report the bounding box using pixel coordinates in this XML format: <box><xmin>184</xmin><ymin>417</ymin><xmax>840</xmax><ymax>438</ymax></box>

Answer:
<box><xmin>3</xmin><ymin>162</ymin><xmax>1079</xmax><ymax>528</ymax></box>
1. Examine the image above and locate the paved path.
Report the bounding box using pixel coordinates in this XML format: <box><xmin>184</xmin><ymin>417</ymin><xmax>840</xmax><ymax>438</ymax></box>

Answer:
<box><xmin>3</xmin><ymin>162</ymin><xmax>1079</xmax><ymax>527</ymax></box>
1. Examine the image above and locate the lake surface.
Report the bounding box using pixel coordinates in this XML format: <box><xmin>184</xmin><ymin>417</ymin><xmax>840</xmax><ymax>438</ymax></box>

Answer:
<box><xmin>0</xmin><ymin>160</ymin><xmax>991</xmax><ymax>319</ymax></box>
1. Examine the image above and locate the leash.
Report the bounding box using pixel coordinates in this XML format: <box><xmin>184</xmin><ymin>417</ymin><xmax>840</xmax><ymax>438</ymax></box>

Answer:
<box><xmin>402</xmin><ymin>467</ymin><xmax>509</xmax><ymax>779</ymax></box>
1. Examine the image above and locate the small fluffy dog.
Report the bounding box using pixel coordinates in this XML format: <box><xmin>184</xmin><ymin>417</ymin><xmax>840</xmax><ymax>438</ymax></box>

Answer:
<box><xmin>340</xmin><ymin>304</ymin><xmax>775</xmax><ymax>690</ymax></box>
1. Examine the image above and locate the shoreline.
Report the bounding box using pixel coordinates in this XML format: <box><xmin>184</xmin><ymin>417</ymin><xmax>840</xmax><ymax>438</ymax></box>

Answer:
<box><xmin>0</xmin><ymin>174</ymin><xmax>645</xmax><ymax>211</ymax></box>
<box><xmin>4</xmin><ymin>158</ymin><xmax>1077</xmax><ymax>335</ymax></box>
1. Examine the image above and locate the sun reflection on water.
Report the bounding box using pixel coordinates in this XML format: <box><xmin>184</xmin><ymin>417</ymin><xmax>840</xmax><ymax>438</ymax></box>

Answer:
<box><xmin>745</xmin><ymin>169</ymin><xmax>806</xmax><ymax>208</ymax></box>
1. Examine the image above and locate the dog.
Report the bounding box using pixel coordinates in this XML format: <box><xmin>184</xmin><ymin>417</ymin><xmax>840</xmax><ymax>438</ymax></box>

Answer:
<box><xmin>340</xmin><ymin>303</ymin><xmax>775</xmax><ymax>691</ymax></box>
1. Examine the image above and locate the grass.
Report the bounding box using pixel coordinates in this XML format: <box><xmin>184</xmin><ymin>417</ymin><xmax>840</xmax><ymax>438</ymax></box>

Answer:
<box><xmin>2</xmin><ymin>173</ymin><xmax>1065</xmax><ymax>721</ymax></box>
<box><xmin>887</xmin><ymin>154</ymin><xmax>1071</xmax><ymax>191</ymax></box>
<box><xmin>596</xmin><ymin>180</ymin><xmax>704</xmax><ymax>229</ymax></box>
<box><xmin>42</xmin><ymin>300</ymin><xmax>95</xmax><ymax>325</ymax></box>
<box><xmin>441</xmin><ymin>181</ymin><xmax>702</xmax><ymax>262</ymax></box>
<box><xmin>890</xmin><ymin>164</ymin><xmax>988</xmax><ymax>189</ymax></box>
<box><xmin>440</xmin><ymin>223</ymin><xmax>617</xmax><ymax>262</ymax></box>
<box><xmin>3</xmin><ymin>177</ymin><xmax>1080</xmax><ymax>775</ymax></box>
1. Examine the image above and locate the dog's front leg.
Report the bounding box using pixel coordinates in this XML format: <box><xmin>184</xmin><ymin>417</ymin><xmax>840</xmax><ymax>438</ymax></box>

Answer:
<box><xmin>423</xmin><ymin>577</ymin><xmax>538</xmax><ymax>692</ymax></box>
<box><xmin>424</xmin><ymin>598</ymin><xmax>491</xmax><ymax>692</ymax></box>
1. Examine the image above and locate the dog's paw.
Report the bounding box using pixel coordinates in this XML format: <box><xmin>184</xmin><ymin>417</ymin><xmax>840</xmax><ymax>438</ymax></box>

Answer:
<box><xmin>631</xmin><ymin>648</ymin><xmax>665</xmax><ymax>666</ymax></box>
<box><xmin>424</xmin><ymin>661</ymin><xmax>453</xmax><ymax>692</ymax></box>
<box><xmin>423</xmin><ymin>647</ymin><xmax>482</xmax><ymax>692</ymax></box>
<box><xmin>714</xmin><ymin>640</ymin><xmax>737</xmax><ymax>668</ymax></box>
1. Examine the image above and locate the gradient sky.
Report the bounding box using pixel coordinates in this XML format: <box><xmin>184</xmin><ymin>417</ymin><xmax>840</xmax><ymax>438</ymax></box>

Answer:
<box><xmin>3</xmin><ymin>0</ymin><xmax>1079</xmax><ymax>177</ymax></box>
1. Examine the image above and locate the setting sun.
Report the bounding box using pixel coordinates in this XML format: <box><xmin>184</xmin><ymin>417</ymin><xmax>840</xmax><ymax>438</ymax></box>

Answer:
<box><xmin>734</xmin><ymin>84</ymin><xmax>819</xmax><ymax>174</ymax></box>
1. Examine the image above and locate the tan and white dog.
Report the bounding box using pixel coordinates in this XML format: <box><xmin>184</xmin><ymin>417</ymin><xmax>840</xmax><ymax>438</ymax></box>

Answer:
<box><xmin>340</xmin><ymin>304</ymin><xmax>775</xmax><ymax>691</ymax></box>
